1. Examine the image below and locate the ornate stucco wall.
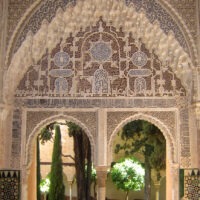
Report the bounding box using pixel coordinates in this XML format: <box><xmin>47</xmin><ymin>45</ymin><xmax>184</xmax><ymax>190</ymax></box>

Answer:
<box><xmin>0</xmin><ymin>0</ymin><xmax>199</xmax><ymax>200</ymax></box>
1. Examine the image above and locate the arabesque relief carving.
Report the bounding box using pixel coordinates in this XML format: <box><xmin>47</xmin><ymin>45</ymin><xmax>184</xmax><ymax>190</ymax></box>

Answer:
<box><xmin>15</xmin><ymin>18</ymin><xmax>186</xmax><ymax>98</ymax></box>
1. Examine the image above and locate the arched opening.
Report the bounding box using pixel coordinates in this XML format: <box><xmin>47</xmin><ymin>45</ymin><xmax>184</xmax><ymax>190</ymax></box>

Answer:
<box><xmin>24</xmin><ymin>117</ymin><xmax>95</xmax><ymax>200</ymax></box>
<box><xmin>108</xmin><ymin>114</ymin><xmax>177</xmax><ymax>200</ymax></box>
<box><xmin>107</xmin><ymin>119</ymin><xmax>166</xmax><ymax>200</ymax></box>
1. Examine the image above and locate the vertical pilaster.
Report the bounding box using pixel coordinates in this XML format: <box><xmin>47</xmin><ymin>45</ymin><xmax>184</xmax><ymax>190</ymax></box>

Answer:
<box><xmin>97</xmin><ymin>108</ymin><xmax>107</xmax><ymax>165</ymax></box>
<box><xmin>96</xmin><ymin>109</ymin><xmax>108</xmax><ymax>200</ymax></box>
<box><xmin>171</xmin><ymin>163</ymin><xmax>179</xmax><ymax>200</ymax></box>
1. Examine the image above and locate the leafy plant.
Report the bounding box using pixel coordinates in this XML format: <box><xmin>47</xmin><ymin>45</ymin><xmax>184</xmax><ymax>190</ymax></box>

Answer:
<box><xmin>38</xmin><ymin>123</ymin><xmax>55</xmax><ymax>144</ymax></box>
<box><xmin>115</xmin><ymin>120</ymin><xmax>166</xmax><ymax>200</ymax></box>
<box><xmin>40</xmin><ymin>175</ymin><xmax>50</xmax><ymax>194</ymax></box>
<box><xmin>110</xmin><ymin>157</ymin><xmax>144</xmax><ymax>200</ymax></box>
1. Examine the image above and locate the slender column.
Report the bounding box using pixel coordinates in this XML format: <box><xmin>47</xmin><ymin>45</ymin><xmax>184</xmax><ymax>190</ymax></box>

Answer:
<box><xmin>152</xmin><ymin>172</ymin><xmax>161</xmax><ymax>200</ymax></box>
<box><xmin>154</xmin><ymin>183</ymin><xmax>160</xmax><ymax>200</ymax></box>
<box><xmin>96</xmin><ymin>166</ymin><xmax>108</xmax><ymax>200</ymax></box>
<box><xmin>96</xmin><ymin>109</ymin><xmax>108</xmax><ymax>200</ymax></box>
<box><xmin>97</xmin><ymin>108</ymin><xmax>107</xmax><ymax>165</ymax></box>
<box><xmin>68</xmin><ymin>180</ymin><xmax>73</xmax><ymax>200</ymax></box>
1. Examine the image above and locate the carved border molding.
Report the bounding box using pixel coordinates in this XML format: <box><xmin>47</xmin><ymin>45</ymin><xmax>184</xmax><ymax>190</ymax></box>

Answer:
<box><xmin>107</xmin><ymin>109</ymin><xmax>191</xmax><ymax>168</ymax></box>
<box><xmin>107</xmin><ymin>111</ymin><xmax>176</xmax><ymax>163</ymax></box>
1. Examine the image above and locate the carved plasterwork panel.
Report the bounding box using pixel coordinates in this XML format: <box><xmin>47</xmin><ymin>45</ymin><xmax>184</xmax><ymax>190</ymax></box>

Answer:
<box><xmin>15</xmin><ymin>18</ymin><xmax>186</xmax><ymax>98</ymax></box>
<box><xmin>14</xmin><ymin>98</ymin><xmax>177</xmax><ymax>109</ymax></box>
<box><xmin>10</xmin><ymin>109</ymin><xmax>22</xmax><ymax>169</ymax></box>
<box><xmin>7</xmin><ymin>0</ymin><xmax>198</xmax><ymax>68</ymax></box>
<box><xmin>26</xmin><ymin>111</ymin><xmax>59</xmax><ymax>138</ymax></box>
<box><xmin>7</xmin><ymin>0</ymin><xmax>37</xmax><ymax>44</ymax></box>
<box><xmin>10</xmin><ymin>0</ymin><xmax>190</xmax><ymax>55</ymax></box>
<box><xmin>166</xmin><ymin>0</ymin><xmax>197</xmax><ymax>40</ymax></box>
<box><xmin>107</xmin><ymin>111</ymin><xmax>176</xmax><ymax>142</ymax></box>
<box><xmin>26</xmin><ymin>111</ymin><xmax>96</xmax><ymax>141</ymax></box>
<box><xmin>5</xmin><ymin>0</ymin><xmax>193</xmax><ymax>102</ymax></box>
<box><xmin>179</xmin><ymin>108</ymin><xmax>191</xmax><ymax>168</ymax></box>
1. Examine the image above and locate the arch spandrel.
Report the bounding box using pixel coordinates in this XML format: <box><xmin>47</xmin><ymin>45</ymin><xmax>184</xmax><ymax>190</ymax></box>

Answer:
<box><xmin>25</xmin><ymin>114</ymin><xmax>96</xmax><ymax>169</ymax></box>
<box><xmin>4</xmin><ymin>0</ymin><xmax>194</xmax><ymax>102</ymax></box>
<box><xmin>107</xmin><ymin>113</ymin><xmax>176</xmax><ymax>165</ymax></box>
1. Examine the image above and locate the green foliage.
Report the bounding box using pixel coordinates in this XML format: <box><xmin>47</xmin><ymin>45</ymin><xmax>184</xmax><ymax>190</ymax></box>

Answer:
<box><xmin>38</xmin><ymin>123</ymin><xmax>55</xmax><ymax>144</ymax></box>
<box><xmin>40</xmin><ymin>175</ymin><xmax>50</xmax><ymax>194</ymax></box>
<box><xmin>49</xmin><ymin>125</ymin><xmax>65</xmax><ymax>200</ymax></box>
<box><xmin>66</xmin><ymin>121</ymin><xmax>82</xmax><ymax>136</ymax></box>
<box><xmin>110</xmin><ymin>158</ymin><xmax>144</xmax><ymax>192</ymax></box>
<box><xmin>115</xmin><ymin>120</ymin><xmax>166</xmax><ymax>171</ymax></box>
<box><xmin>115</xmin><ymin>120</ymin><xmax>166</xmax><ymax>200</ymax></box>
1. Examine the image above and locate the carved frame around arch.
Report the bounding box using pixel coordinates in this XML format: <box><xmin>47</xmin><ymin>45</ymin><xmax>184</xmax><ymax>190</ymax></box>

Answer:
<box><xmin>107</xmin><ymin>112</ymin><xmax>176</xmax><ymax>165</ymax></box>
<box><xmin>24</xmin><ymin>113</ymin><xmax>96</xmax><ymax>169</ymax></box>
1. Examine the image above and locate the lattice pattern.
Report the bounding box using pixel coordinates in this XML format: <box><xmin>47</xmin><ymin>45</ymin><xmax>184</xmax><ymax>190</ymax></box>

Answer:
<box><xmin>15</xmin><ymin>18</ymin><xmax>186</xmax><ymax>98</ymax></box>
<box><xmin>184</xmin><ymin>169</ymin><xmax>200</xmax><ymax>200</ymax></box>
<box><xmin>0</xmin><ymin>171</ymin><xmax>20</xmax><ymax>200</ymax></box>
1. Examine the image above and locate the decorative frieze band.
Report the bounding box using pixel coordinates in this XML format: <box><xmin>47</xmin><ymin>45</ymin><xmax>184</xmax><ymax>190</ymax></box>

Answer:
<box><xmin>15</xmin><ymin>98</ymin><xmax>177</xmax><ymax>108</ymax></box>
